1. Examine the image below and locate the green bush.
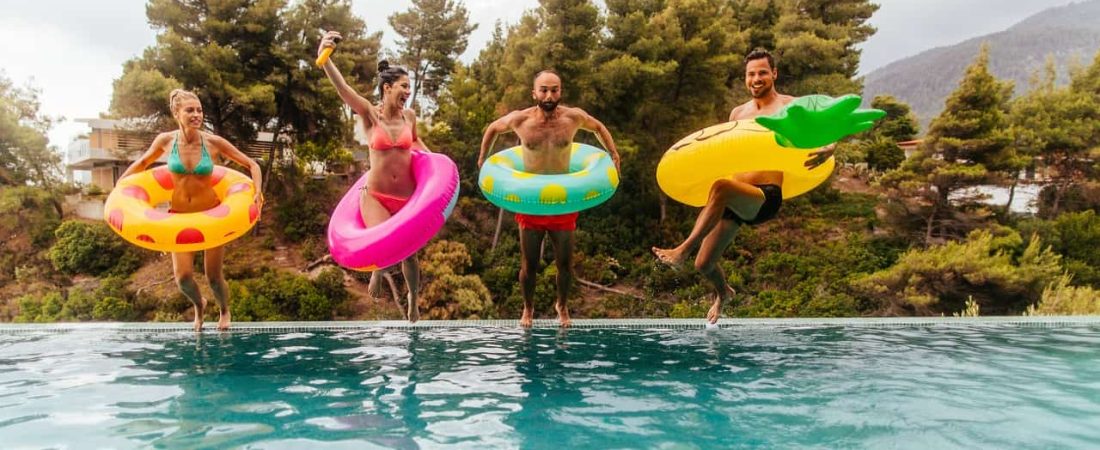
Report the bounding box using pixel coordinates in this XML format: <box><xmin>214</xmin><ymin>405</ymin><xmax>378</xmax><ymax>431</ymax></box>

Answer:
<box><xmin>14</xmin><ymin>292</ymin><xmax>64</xmax><ymax>323</ymax></box>
<box><xmin>422</xmin><ymin>273</ymin><xmax>493</xmax><ymax>319</ymax></box>
<box><xmin>0</xmin><ymin>186</ymin><xmax>62</xmax><ymax>249</ymax></box>
<box><xmin>669</xmin><ymin>299</ymin><xmax>710</xmax><ymax>319</ymax></box>
<box><xmin>93</xmin><ymin>297</ymin><xmax>134</xmax><ymax>321</ymax></box>
<box><xmin>60</xmin><ymin>289</ymin><xmax>96</xmax><ymax>321</ymax></box>
<box><xmin>313</xmin><ymin>267</ymin><xmax>349</xmax><ymax>304</ymax></box>
<box><xmin>863</xmin><ymin>137</ymin><xmax>906</xmax><ymax>172</ymax></box>
<box><xmin>0</xmin><ymin>187</ymin><xmax>63</xmax><ymax>286</ymax></box>
<box><xmin>852</xmin><ymin>230</ymin><xmax>1064</xmax><ymax>316</ymax></box>
<box><xmin>420</xmin><ymin>240</ymin><xmax>493</xmax><ymax>319</ymax></box>
<box><xmin>48</xmin><ymin>221</ymin><xmax>144</xmax><ymax>276</ymax></box>
<box><xmin>297</xmin><ymin>290</ymin><xmax>335</xmax><ymax>321</ymax></box>
<box><xmin>13</xmin><ymin>281</ymin><xmax>139</xmax><ymax>323</ymax></box>
<box><xmin>227</xmin><ymin>281</ymin><xmax>285</xmax><ymax>322</ymax></box>
<box><xmin>1037</xmin><ymin>182</ymin><xmax>1100</xmax><ymax>218</ymax></box>
<box><xmin>1017</xmin><ymin>211</ymin><xmax>1100</xmax><ymax>287</ymax></box>
<box><xmin>14</xmin><ymin>294</ymin><xmax>44</xmax><ymax>323</ymax></box>
<box><xmin>1027</xmin><ymin>276</ymin><xmax>1100</xmax><ymax>315</ymax></box>
<box><xmin>300</xmin><ymin>236</ymin><xmax>326</xmax><ymax>262</ymax></box>
<box><xmin>271</xmin><ymin>170</ymin><xmax>341</xmax><ymax>242</ymax></box>
<box><xmin>231</xmin><ymin>269</ymin><xmax>351</xmax><ymax>321</ymax></box>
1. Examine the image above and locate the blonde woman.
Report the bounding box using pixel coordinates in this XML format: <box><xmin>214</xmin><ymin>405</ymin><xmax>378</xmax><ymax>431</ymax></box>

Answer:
<box><xmin>121</xmin><ymin>89</ymin><xmax>264</xmax><ymax>331</ymax></box>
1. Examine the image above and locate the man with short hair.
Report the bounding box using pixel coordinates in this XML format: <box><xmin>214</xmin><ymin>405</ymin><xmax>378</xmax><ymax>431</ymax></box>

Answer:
<box><xmin>478</xmin><ymin>70</ymin><xmax>621</xmax><ymax>327</ymax></box>
<box><xmin>653</xmin><ymin>48</ymin><xmax>834</xmax><ymax>324</ymax></box>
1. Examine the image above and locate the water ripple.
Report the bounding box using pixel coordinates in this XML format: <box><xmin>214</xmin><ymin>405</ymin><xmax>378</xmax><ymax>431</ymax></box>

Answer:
<box><xmin>0</xmin><ymin>326</ymin><xmax>1098</xmax><ymax>448</ymax></box>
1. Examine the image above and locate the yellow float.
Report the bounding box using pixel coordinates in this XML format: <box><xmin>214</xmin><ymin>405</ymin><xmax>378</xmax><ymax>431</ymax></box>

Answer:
<box><xmin>657</xmin><ymin>94</ymin><xmax>885</xmax><ymax>206</ymax></box>
<box><xmin>104</xmin><ymin>166</ymin><xmax>260</xmax><ymax>252</ymax></box>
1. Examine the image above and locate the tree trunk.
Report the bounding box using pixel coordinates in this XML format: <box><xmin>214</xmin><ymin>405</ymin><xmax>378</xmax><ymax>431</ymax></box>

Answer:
<box><xmin>1051</xmin><ymin>182</ymin><xmax>1066</xmax><ymax>218</ymax></box>
<box><xmin>491</xmin><ymin>208</ymin><xmax>504</xmax><ymax>250</ymax></box>
<box><xmin>925</xmin><ymin>203</ymin><xmax>938</xmax><ymax>244</ymax></box>
<box><xmin>1004</xmin><ymin>173</ymin><xmax>1019</xmax><ymax>216</ymax></box>
<box><xmin>410</xmin><ymin>47</ymin><xmax>425</xmax><ymax>110</ymax></box>
<box><xmin>575</xmin><ymin>277</ymin><xmax>644</xmax><ymax>300</ymax></box>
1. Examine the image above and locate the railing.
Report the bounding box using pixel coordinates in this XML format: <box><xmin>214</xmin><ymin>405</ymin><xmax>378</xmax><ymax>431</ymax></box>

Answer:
<box><xmin>66</xmin><ymin>140</ymin><xmax>120</xmax><ymax>165</ymax></box>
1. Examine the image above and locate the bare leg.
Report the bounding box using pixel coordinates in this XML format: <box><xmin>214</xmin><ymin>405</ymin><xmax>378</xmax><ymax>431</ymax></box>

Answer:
<box><xmin>653</xmin><ymin>179</ymin><xmax>765</xmax><ymax>268</ymax></box>
<box><xmin>548</xmin><ymin>230</ymin><xmax>574</xmax><ymax>328</ymax></box>
<box><xmin>694</xmin><ymin>218</ymin><xmax>742</xmax><ymax>324</ymax></box>
<box><xmin>203</xmin><ymin>246</ymin><xmax>231</xmax><ymax>330</ymax></box>
<box><xmin>359</xmin><ymin>189</ymin><xmax>400</xmax><ymax>317</ymax></box>
<box><xmin>518</xmin><ymin>228</ymin><xmax>544</xmax><ymax>328</ymax></box>
<box><xmin>172</xmin><ymin>251</ymin><xmax>206</xmax><ymax>332</ymax></box>
<box><xmin>367</xmin><ymin>271</ymin><xmax>386</xmax><ymax>299</ymax></box>
<box><xmin>402</xmin><ymin>254</ymin><xmax>420</xmax><ymax>323</ymax></box>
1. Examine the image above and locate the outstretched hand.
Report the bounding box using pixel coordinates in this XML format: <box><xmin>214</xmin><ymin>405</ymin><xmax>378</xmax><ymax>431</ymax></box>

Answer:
<box><xmin>804</xmin><ymin>143</ymin><xmax>836</xmax><ymax>170</ymax></box>
<box><xmin>317</xmin><ymin>31</ymin><xmax>342</xmax><ymax>59</ymax></box>
<box><xmin>755</xmin><ymin>94</ymin><xmax>886</xmax><ymax>149</ymax></box>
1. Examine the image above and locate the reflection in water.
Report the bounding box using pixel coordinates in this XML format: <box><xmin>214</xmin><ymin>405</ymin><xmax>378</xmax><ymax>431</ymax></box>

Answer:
<box><xmin>0</xmin><ymin>326</ymin><xmax>1099</xmax><ymax>448</ymax></box>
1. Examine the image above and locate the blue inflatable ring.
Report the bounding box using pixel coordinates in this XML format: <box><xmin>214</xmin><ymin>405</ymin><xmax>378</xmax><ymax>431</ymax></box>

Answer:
<box><xmin>478</xmin><ymin>143</ymin><xmax>619</xmax><ymax>215</ymax></box>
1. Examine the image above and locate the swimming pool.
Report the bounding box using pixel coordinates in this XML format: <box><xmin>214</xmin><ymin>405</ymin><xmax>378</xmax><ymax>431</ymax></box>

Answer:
<box><xmin>2</xmin><ymin>318</ymin><xmax>1098</xmax><ymax>448</ymax></box>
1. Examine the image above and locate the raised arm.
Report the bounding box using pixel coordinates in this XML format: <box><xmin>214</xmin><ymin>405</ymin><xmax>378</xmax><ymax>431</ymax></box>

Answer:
<box><xmin>318</xmin><ymin>31</ymin><xmax>377</xmax><ymax>127</ymax></box>
<box><xmin>478</xmin><ymin>112</ymin><xmax>516</xmax><ymax>168</ymax></box>
<box><xmin>120</xmin><ymin>133</ymin><xmax>171</xmax><ymax>179</ymax></box>
<box><xmin>207</xmin><ymin>134</ymin><xmax>264</xmax><ymax>207</ymax></box>
<box><xmin>576</xmin><ymin>109</ymin><xmax>620</xmax><ymax>171</ymax></box>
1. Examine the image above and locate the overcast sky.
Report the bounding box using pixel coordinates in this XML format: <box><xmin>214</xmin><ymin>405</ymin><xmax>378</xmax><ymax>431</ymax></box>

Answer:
<box><xmin>0</xmin><ymin>0</ymin><xmax>1082</xmax><ymax>150</ymax></box>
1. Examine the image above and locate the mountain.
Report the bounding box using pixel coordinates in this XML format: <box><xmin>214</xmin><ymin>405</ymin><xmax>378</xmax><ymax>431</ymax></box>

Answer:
<box><xmin>862</xmin><ymin>0</ymin><xmax>1100</xmax><ymax>127</ymax></box>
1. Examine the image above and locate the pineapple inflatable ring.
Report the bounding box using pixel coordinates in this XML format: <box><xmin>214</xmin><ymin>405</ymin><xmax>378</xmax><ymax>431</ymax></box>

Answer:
<box><xmin>104</xmin><ymin>166</ymin><xmax>260</xmax><ymax>252</ymax></box>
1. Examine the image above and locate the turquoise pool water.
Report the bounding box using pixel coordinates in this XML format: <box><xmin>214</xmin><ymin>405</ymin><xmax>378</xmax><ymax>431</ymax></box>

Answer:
<box><xmin>1</xmin><ymin>320</ymin><xmax>1099</xmax><ymax>448</ymax></box>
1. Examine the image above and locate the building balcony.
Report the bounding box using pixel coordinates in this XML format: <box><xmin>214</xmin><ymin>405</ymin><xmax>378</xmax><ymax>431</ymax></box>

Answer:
<box><xmin>66</xmin><ymin>139</ymin><xmax>126</xmax><ymax>170</ymax></box>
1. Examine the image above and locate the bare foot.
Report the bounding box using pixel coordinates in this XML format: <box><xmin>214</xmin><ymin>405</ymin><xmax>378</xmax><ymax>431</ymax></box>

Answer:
<box><xmin>519</xmin><ymin>306</ymin><xmax>534</xmax><ymax>328</ymax></box>
<box><xmin>555</xmin><ymin>303</ymin><xmax>571</xmax><ymax>328</ymax></box>
<box><xmin>652</xmin><ymin>246</ymin><xmax>688</xmax><ymax>270</ymax></box>
<box><xmin>218</xmin><ymin>309</ymin><xmax>231</xmax><ymax>331</ymax></box>
<box><xmin>193</xmin><ymin>297</ymin><xmax>208</xmax><ymax>332</ymax></box>
<box><xmin>407</xmin><ymin>295</ymin><xmax>420</xmax><ymax>323</ymax></box>
<box><xmin>706</xmin><ymin>286</ymin><xmax>736</xmax><ymax>324</ymax></box>
<box><xmin>367</xmin><ymin>271</ymin><xmax>385</xmax><ymax>299</ymax></box>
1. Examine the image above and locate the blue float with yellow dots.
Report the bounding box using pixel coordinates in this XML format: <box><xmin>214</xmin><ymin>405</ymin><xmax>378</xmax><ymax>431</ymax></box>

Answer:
<box><xmin>479</xmin><ymin>143</ymin><xmax>619</xmax><ymax>215</ymax></box>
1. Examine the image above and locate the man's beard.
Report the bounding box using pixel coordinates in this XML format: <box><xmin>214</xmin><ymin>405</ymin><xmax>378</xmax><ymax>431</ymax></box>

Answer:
<box><xmin>750</xmin><ymin>84</ymin><xmax>770</xmax><ymax>99</ymax></box>
<box><xmin>538</xmin><ymin>100</ymin><xmax>559</xmax><ymax>112</ymax></box>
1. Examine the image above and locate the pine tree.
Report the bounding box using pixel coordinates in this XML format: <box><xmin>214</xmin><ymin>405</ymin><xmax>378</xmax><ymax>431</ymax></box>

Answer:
<box><xmin>858</xmin><ymin>95</ymin><xmax>920</xmax><ymax>172</ymax></box>
<box><xmin>880</xmin><ymin>45</ymin><xmax>1013</xmax><ymax>242</ymax></box>
<box><xmin>1014</xmin><ymin>51</ymin><xmax>1100</xmax><ymax>217</ymax></box>
<box><xmin>110</xmin><ymin>0</ymin><xmax>380</xmax><ymax>154</ymax></box>
<box><xmin>389</xmin><ymin>0</ymin><xmax>477</xmax><ymax>109</ymax></box>
<box><xmin>493</xmin><ymin>0</ymin><xmax>602</xmax><ymax>108</ymax></box>
<box><xmin>0</xmin><ymin>74</ymin><xmax>60</xmax><ymax>187</ymax></box>
<box><xmin>276</xmin><ymin>0</ymin><xmax>380</xmax><ymax>148</ymax></box>
<box><xmin>773</xmin><ymin>0</ymin><xmax>879</xmax><ymax>96</ymax></box>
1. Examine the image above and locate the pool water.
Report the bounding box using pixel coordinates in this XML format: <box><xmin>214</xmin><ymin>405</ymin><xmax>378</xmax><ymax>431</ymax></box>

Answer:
<box><xmin>1</xmin><ymin>322</ymin><xmax>1099</xmax><ymax>448</ymax></box>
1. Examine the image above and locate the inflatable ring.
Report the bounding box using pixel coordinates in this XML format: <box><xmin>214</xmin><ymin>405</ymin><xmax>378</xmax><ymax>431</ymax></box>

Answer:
<box><xmin>327</xmin><ymin>151</ymin><xmax>459</xmax><ymax>272</ymax></box>
<box><xmin>657</xmin><ymin>121</ymin><xmax>833</xmax><ymax>205</ymax></box>
<box><xmin>657</xmin><ymin>94</ymin><xmax>885</xmax><ymax>206</ymax></box>
<box><xmin>104</xmin><ymin>166</ymin><xmax>260</xmax><ymax>252</ymax></box>
<box><xmin>478</xmin><ymin>143</ymin><xmax>619</xmax><ymax>215</ymax></box>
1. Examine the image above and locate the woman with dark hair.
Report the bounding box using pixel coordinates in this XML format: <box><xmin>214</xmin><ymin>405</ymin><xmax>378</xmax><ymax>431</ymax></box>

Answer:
<box><xmin>120</xmin><ymin>89</ymin><xmax>264</xmax><ymax>331</ymax></box>
<box><xmin>318</xmin><ymin>30</ymin><xmax>431</xmax><ymax>322</ymax></box>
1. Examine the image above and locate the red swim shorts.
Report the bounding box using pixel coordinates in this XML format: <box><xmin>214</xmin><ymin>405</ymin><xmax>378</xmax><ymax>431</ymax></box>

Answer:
<box><xmin>514</xmin><ymin>212</ymin><xmax>579</xmax><ymax>231</ymax></box>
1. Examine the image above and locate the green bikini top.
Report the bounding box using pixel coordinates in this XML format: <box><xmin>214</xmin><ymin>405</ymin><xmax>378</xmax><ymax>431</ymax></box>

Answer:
<box><xmin>168</xmin><ymin>132</ymin><xmax>214</xmax><ymax>176</ymax></box>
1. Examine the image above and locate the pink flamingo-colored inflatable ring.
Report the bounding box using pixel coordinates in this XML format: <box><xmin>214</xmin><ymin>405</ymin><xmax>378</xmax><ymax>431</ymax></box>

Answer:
<box><xmin>327</xmin><ymin>151</ymin><xmax>459</xmax><ymax>271</ymax></box>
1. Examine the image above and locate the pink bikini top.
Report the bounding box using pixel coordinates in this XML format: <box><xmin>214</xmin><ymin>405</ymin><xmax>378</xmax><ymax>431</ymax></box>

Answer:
<box><xmin>370</xmin><ymin>120</ymin><xmax>415</xmax><ymax>151</ymax></box>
